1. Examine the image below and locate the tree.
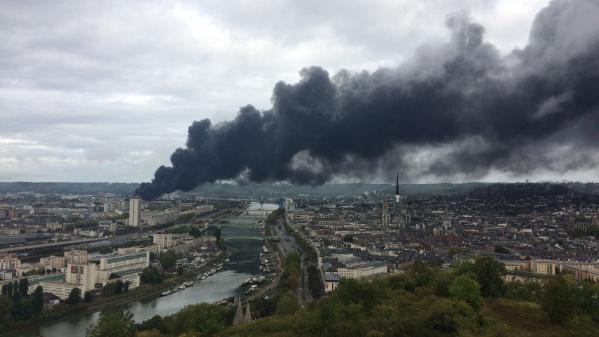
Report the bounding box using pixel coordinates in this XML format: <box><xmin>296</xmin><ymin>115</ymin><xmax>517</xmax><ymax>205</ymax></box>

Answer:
<box><xmin>67</xmin><ymin>288</ymin><xmax>82</xmax><ymax>305</ymax></box>
<box><xmin>137</xmin><ymin>315</ymin><xmax>166</xmax><ymax>333</ymax></box>
<box><xmin>542</xmin><ymin>275</ymin><xmax>576</xmax><ymax>324</ymax></box>
<box><xmin>141</xmin><ymin>266</ymin><xmax>163</xmax><ymax>284</ymax></box>
<box><xmin>84</xmin><ymin>291</ymin><xmax>94</xmax><ymax>303</ymax></box>
<box><xmin>5</xmin><ymin>283</ymin><xmax>12</xmax><ymax>298</ymax></box>
<box><xmin>275</xmin><ymin>290</ymin><xmax>300</xmax><ymax>316</ymax></box>
<box><xmin>10</xmin><ymin>297</ymin><xmax>32</xmax><ymax>320</ymax></box>
<box><xmin>189</xmin><ymin>226</ymin><xmax>202</xmax><ymax>238</ymax></box>
<box><xmin>307</xmin><ymin>265</ymin><xmax>323</xmax><ymax>299</ymax></box>
<box><xmin>171</xmin><ymin>302</ymin><xmax>227</xmax><ymax>336</ymax></box>
<box><xmin>32</xmin><ymin>286</ymin><xmax>44</xmax><ymax>314</ymax></box>
<box><xmin>0</xmin><ymin>295</ymin><xmax>14</xmax><ymax>322</ymax></box>
<box><xmin>473</xmin><ymin>256</ymin><xmax>505</xmax><ymax>297</ymax></box>
<box><xmin>160</xmin><ymin>250</ymin><xmax>177</xmax><ymax>271</ymax></box>
<box><xmin>86</xmin><ymin>310</ymin><xmax>136</xmax><ymax>337</ymax></box>
<box><xmin>11</xmin><ymin>282</ymin><xmax>18</xmax><ymax>298</ymax></box>
<box><xmin>448</xmin><ymin>275</ymin><xmax>482</xmax><ymax>309</ymax></box>
<box><xmin>18</xmin><ymin>278</ymin><xmax>29</xmax><ymax>297</ymax></box>
<box><xmin>115</xmin><ymin>280</ymin><xmax>125</xmax><ymax>295</ymax></box>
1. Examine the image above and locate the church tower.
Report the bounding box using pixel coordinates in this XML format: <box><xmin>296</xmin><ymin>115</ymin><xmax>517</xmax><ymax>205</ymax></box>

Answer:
<box><xmin>382</xmin><ymin>198</ymin><xmax>390</xmax><ymax>229</ymax></box>
<box><xmin>393</xmin><ymin>172</ymin><xmax>406</xmax><ymax>227</ymax></box>
<box><xmin>233</xmin><ymin>298</ymin><xmax>244</xmax><ymax>325</ymax></box>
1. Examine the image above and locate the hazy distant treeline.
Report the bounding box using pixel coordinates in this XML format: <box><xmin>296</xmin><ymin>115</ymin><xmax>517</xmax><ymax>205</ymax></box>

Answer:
<box><xmin>1</xmin><ymin>181</ymin><xmax>598</xmax><ymax>198</ymax></box>
<box><xmin>0</xmin><ymin>182</ymin><xmax>139</xmax><ymax>195</ymax></box>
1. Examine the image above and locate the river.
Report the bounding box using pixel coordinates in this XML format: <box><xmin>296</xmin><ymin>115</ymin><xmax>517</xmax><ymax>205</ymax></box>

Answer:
<box><xmin>16</xmin><ymin>202</ymin><xmax>278</xmax><ymax>337</ymax></box>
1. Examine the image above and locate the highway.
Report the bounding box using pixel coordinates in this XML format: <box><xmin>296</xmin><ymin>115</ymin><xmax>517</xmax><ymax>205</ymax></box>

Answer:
<box><xmin>271</xmin><ymin>219</ymin><xmax>312</xmax><ymax>307</ymax></box>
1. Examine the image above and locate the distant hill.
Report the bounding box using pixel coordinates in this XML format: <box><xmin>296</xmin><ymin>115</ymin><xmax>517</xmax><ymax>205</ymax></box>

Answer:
<box><xmin>0</xmin><ymin>181</ymin><xmax>597</xmax><ymax>198</ymax></box>
<box><xmin>0</xmin><ymin>182</ymin><xmax>139</xmax><ymax>195</ymax></box>
<box><xmin>0</xmin><ymin>181</ymin><xmax>485</xmax><ymax>197</ymax></box>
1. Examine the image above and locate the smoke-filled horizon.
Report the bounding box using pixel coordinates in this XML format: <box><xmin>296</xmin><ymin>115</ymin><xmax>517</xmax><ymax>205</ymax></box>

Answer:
<box><xmin>136</xmin><ymin>0</ymin><xmax>599</xmax><ymax>200</ymax></box>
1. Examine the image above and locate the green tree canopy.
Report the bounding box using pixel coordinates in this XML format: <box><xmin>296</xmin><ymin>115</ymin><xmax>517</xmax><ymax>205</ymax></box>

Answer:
<box><xmin>32</xmin><ymin>286</ymin><xmax>44</xmax><ymax>314</ymax></box>
<box><xmin>18</xmin><ymin>278</ymin><xmax>29</xmax><ymax>297</ymax></box>
<box><xmin>542</xmin><ymin>275</ymin><xmax>576</xmax><ymax>324</ymax></box>
<box><xmin>67</xmin><ymin>287</ymin><xmax>82</xmax><ymax>305</ymax></box>
<box><xmin>448</xmin><ymin>275</ymin><xmax>482</xmax><ymax>309</ymax></box>
<box><xmin>86</xmin><ymin>310</ymin><xmax>136</xmax><ymax>337</ymax></box>
<box><xmin>189</xmin><ymin>226</ymin><xmax>202</xmax><ymax>238</ymax></box>
<box><xmin>141</xmin><ymin>266</ymin><xmax>163</xmax><ymax>284</ymax></box>
<box><xmin>275</xmin><ymin>290</ymin><xmax>300</xmax><ymax>316</ymax></box>
<box><xmin>160</xmin><ymin>250</ymin><xmax>177</xmax><ymax>271</ymax></box>
<box><xmin>473</xmin><ymin>256</ymin><xmax>505</xmax><ymax>297</ymax></box>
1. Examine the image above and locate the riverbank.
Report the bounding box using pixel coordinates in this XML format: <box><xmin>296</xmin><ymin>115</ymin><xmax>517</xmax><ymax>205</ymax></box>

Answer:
<box><xmin>4</xmin><ymin>250</ymin><xmax>230</xmax><ymax>337</ymax></box>
<box><xmin>10</xmin><ymin>201</ymin><xmax>276</xmax><ymax>337</ymax></box>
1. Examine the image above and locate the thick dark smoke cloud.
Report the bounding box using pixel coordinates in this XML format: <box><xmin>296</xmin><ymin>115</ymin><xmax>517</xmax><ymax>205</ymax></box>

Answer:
<box><xmin>136</xmin><ymin>0</ymin><xmax>599</xmax><ymax>199</ymax></box>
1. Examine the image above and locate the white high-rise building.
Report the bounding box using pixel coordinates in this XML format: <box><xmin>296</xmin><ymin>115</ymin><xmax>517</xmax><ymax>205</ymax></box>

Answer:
<box><xmin>66</xmin><ymin>263</ymin><xmax>97</xmax><ymax>292</ymax></box>
<box><xmin>129</xmin><ymin>197</ymin><xmax>141</xmax><ymax>227</ymax></box>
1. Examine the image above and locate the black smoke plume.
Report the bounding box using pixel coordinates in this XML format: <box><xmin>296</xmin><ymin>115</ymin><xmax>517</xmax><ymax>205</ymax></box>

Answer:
<box><xmin>137</xmin><ymin>0</ymin><xmax>599</xmax><ymax>200</ymax></box>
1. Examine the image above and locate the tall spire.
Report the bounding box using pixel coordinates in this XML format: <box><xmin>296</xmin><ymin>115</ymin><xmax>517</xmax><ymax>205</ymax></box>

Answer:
<box><xmin>233</xmin><ymin>298</ymin><xmax>244</xmax><ymax>325</ymax></box>
<box><xmin>244</xmin><ymin>302</ymin><xmax>253</xmax><ymax>323</ymax></box>
<box><xmin>395</xmin><ymin>171</ymin><xmax>400</xmax><ymax>203</ymax></box>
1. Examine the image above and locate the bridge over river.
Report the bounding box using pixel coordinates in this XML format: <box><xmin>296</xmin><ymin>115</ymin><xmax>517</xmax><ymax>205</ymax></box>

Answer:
<box><xmin>15</xmin><ymin>202</ymin><xmax>280</xmax><ymax>337</ymax></box>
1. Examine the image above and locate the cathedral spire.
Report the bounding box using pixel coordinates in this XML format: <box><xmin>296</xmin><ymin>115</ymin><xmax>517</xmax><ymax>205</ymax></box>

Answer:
<box><xmin>395</xmin><ymin>171</ymin><xmax>400</xmax><ymax>202</ymax></box>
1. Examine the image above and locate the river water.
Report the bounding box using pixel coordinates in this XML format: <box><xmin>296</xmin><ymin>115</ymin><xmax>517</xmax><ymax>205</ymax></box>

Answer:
<box><xmin>16</xmin><ymin>202</ymin><xmax>278</xmax><ymax>337</ymax></box>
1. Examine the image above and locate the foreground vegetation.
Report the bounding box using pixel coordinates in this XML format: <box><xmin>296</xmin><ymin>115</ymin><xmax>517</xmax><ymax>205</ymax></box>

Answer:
<box><xmin>84</xmin><ymin>256</ymin><xmax>599</xmax><ymax>337</ymax></box>
<box><xmin>219</xmin><ymin>258</ymin><xmax>599</xmax><ymax>337</ymax></box>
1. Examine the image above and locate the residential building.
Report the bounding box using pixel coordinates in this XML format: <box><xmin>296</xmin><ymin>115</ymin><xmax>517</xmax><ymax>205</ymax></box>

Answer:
<box><xmin>65</xmin><ymin>250</ymin><xmax>88</xmax><ymax>264</ymax></box>
<box><xmin>530</xmin><ymin>260</ymin><xmax>557</xmax><ymax>275</ymax></box>
<box><xmin>40</xmin><ymin>255</ymin><xmax>66</xmax><ymax>271</ymax></box>
<box><xmin>153</xmin><ymin>233</ymin><xmax>173</xmax><ymax>250</ymax></box>
<box><xmin>66</xmin><ymin>263</ymin><xmax>97</xmax><ymax>292</ymax></box>
<box><xmin>97</xmin><ymin>251</ymin><xmax>149</xmax><ymax>288</ymax></box>
<box><xmin>336</xmin><ymin>261</ymin><xmax>387</xmax><ymax>279</ymax></box>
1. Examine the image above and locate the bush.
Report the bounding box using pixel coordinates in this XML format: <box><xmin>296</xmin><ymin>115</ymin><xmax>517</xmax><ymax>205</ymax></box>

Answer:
<box><xmin>67</xmin><ymin>288</ymin><xmax>82</xmax><ymax>305</ymax></box>
<box><xmin>448</xmin><ymin>275</ymin><xmax>482</xmax><ymax>309</ymax></box>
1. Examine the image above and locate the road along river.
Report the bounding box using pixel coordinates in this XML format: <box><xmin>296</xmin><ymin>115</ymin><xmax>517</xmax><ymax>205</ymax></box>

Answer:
<box><xmin>15</xmin><ymin>202</ymin><xmax>278</xmax><ymax>337</ymax></box>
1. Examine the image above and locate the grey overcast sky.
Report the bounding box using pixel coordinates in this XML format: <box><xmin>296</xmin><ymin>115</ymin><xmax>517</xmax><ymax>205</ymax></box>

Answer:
<box><xmin>1</xmin><ymin>0</ymin><xmax>584</xmax><ymax>183</ymax></box>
